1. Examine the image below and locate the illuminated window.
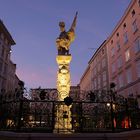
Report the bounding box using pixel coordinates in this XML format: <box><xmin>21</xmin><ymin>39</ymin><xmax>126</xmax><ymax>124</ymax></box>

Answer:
<box><xmin>126</xmin><ymin>68</ymin><xmax>132</xmax><ymax>84</ymax></box>
<box><xmin>125</xmin><ymin>49</ymin><xmax>130</xmax><ymax>62</ymax></box>
<box><xmin>132</xmin><ymin>20</ymin><xmax>138</xmax><ymax>33</ymax></box>
<box><xmin>124</xmin><ymin>32</ymin><xmax>128</xmax><ymax>43</ymax></box>
<box><xmin>134</xmin><ymin>37</ymin><xmax>140</xmax><ymax>53</ymax></box>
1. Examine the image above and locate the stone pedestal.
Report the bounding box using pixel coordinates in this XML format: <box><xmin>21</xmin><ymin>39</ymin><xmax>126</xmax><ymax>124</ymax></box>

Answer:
<box><xmin>54</xmin><ymin>55</ymin><xmax>73</xmax><ymax>133</ymax></box>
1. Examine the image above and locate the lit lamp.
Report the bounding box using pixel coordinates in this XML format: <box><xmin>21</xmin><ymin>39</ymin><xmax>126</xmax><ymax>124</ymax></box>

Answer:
<box><xmin>107</xmin><ymin>103</ymin><xmax>110</xmax><ymax>107</ymax></box>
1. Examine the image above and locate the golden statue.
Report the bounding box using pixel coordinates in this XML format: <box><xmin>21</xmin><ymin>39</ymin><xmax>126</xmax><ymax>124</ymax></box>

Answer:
<box><xmin>56</xmin><ymin>12</ymin><xmax>78</xmax><ymax>55</ymax></box>
<box><xmin>55</xmin><ymin>12</ymin><xmax>78</xmax><ymax>133</ymax></box>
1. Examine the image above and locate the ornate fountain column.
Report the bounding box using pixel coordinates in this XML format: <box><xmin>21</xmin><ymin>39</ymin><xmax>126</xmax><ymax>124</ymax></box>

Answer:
<box><xmin>54</xmin><ymin>55</ymin><xmax>72</xmax><ymax>133</ymax></box>
<box><xmin>54</xmin><ymin>12</ymin><xmax>78</xmax><ymax>133</ymax></box>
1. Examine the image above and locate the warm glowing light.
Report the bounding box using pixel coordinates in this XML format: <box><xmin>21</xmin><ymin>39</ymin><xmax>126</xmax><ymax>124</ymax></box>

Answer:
<box><xmin>113</xmin><ymin>104</ymin><xmax>115</xmax><ymax>110</ymax></box>
<box><xmin>55</xmin><ymin>55</ymin><xmax>73</xmax><ymax>133</ymax></box>
<box><xmin>107</xmin><ymin>103</ymin><xmax>110</xmax><ymax>107</ymax></box>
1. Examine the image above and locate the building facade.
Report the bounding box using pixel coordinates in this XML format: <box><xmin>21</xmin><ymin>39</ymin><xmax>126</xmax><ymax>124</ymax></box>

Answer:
<box><xmin>0</xmin><ymin>20</ymin><xmax>20</xmax><ymax>95</ymax></box>
<box><xmin>79</xmin><ymin>0</ymin><xmax>140</xmax><ymax>103</ymax></box>
<box><xmin>107</xmin><ymin>0</ymin><xmax>140</xmax><ymax>99</ymax></box>
<box><xmin>79</xmin><ymin>66</ymin><xmax>91</xmax><ymax>91</ymax></box>
<box><xmin>79</xmin><ymin>40</ymin><xmax>109</xmax><ymax>92</ymax></box>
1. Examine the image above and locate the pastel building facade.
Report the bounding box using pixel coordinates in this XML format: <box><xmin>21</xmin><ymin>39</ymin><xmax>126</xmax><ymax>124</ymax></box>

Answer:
<box><xmin>107</xmin><ymin>0</ymin><xmax>140</xmax><ymax>98</ymax></box>
<box><xmin>79</xmin><ymin>0</ymin><xmax>140</xmax><ymax>102</ymax></box>
<box><xmin>79</xmin><ymin>65</ymin><xmax>91</xmax><ymax>91</ymax></box>
<box><xmin>79</xmin><ymin>41</ymin><xmax>109</xmax><ymax>92</ymax></box>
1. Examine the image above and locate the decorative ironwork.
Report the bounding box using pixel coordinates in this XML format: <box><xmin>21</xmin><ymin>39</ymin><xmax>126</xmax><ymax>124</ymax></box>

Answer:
<box><xmin>0</xmin><ymin>90</ymin><xmax>140</xmax><ymax>133</ymax></box>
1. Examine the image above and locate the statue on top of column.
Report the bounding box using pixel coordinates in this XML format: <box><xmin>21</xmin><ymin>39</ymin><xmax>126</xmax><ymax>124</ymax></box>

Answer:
<box><xmin>56</xmin><ymin>12</ymin><xmax>78</xmax><ymax>55</ymax></box>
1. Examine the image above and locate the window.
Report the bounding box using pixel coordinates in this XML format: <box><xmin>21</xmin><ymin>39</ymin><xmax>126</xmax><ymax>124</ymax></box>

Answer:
<box><xmin>126</xmin><ymin>68</ymin><xmax>132</xmax><ymax>84</ymax></box>
<box><xmin>111</xmin><ymin>40</ymin><xmax>113</xmax><ymax>44</ymax></box>
<box><xmin>134</xmin><ymin>37</ymin><xmax>140</xmax><ymax>53</ymax></box>
<box><xmin>97</xmin><ymin>75</ymin><xmax>101</xmax><ymax>89</ymax></box>
<box><xmin>5</xmin><ymin>39</ymin><xmax>8</xmax><ymax>45</ymax></box>
<box><xmin>102</xmin><ymin>48</ymin><xmax>105</xmax><ymax>55</ymax></box>
<box><xmin>103</xmin><ymin>71</ymin><xmax>107</xmax><ymax>87</ymax></box>
<box><xmin>116</xmin><ymin>41</ymin><xmax>120</xmax><ymax>50</ymax></box>
<box><xmin>94</xmin><ymin>78</ymin><xmax>97</xmax><ymax>90</ymax></box>
<box><xmin>3</xmin><ymin>63</ymin><xmax>7</xmax><ymax>75</ymax></box>
<box><xmin>123</xmin><ymin>23</ymin><xmax>126</xmax><ymax>28</ymax></box>
<box><xmin>117</xmin><ymin>56</ymin><xmax>123</xmax><ymax>68</ymax></box>
<box><xmin>112</xmin><ymin>62</ymin><xmax>116</xmax><ymax>73</ymax></box>
<box><xmin>98</xmin><ymin>63</ymin><xmax>100</xmax><ymax>72</ymax></box>
<box><xmin>118</xmin><ymin>73</ymin><xmax>124</xmax><ymax>88</ymax></box>
<box><xmin>125</xmin><ymin>49</ymin><xmax>130</xmax><ymax>62</ymax></box>
<box><xmin>132</xmin><ymin>20</ymin><xmax>138</xmax><ymax>33</ymax></box>
<box><xmin>93</xmin><ymin>68</ymin><xmax>97</xmax><ymax>76</ymax></box>
<box><xmin>5</xmin><ymin>51</ymin><xmax>9</xmax><ymax>61</ymax></box>
<box><xmin>139</xmin><ymin>0</ymin><xmax>140</xmax><ymax>6</ymax></box>
<box><xmin>136</xmin><ymin>60</ymin><xmax>140</xmax><ymax>78</ymax></box>
<box><xmin>102</xmin><ymin>58</ymin><xmax>106</xmax><ymax>68</ymax></box>
<box><xmin>116</xmin><ymin>32</ymin><xmax>119</xmax><ymax>37</ymax></box>
<box><xmin>103</xmin><ymin>71</ymin><xmax>106</xmax><ymax>82</ymax></box>
<box><xmin>131</xmin><ymin>9</ymin><xmax>135</xmax><ymax>17</ymax></box>
<box><xmin>124</xmin><ymin>32</ymin><xmax>128</xmax><ymax>43</ymax></box>
<box><xmin>1</xmin><ymin>33</ymin><xmax>4</xmax><ymax>40</ymax></box>
<box><xmin>111</xmin><ymin>47</ymin><xmax>115</xmax><ymax>57</ymax></box>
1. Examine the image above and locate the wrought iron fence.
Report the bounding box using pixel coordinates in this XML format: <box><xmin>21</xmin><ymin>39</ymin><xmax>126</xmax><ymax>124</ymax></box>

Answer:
<box><xmin>0</xmin><ymin>98</ymin><xmax>140</xmax><ymax>133</ymax></box>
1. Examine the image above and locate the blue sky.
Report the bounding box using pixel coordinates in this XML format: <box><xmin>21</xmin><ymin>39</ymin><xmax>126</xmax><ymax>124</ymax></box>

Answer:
<box><xmin>0</xmin><ymin>0</ymin><xmax>131</xmax><ymax>89</ymax></box>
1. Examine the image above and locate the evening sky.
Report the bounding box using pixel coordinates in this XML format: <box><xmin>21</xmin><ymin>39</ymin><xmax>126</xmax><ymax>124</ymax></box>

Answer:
<box><xmin>0</xmin><ymin>0</ymin><xmax>131</xmax><ymax>89</ymax></box>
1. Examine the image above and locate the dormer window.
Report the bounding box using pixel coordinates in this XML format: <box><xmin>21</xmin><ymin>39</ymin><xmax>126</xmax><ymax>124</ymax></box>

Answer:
<box><xmin>131</xmin><ymin>9</ymin><xmax>135</xmax><ymax>17</ymax></box>
<box><xmin>123</xmin><ymin>23</ymin><xmax>126</xmax><ymax>28</ymax></box>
